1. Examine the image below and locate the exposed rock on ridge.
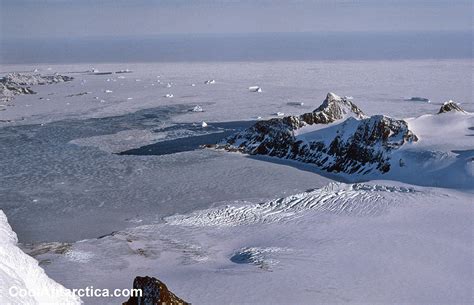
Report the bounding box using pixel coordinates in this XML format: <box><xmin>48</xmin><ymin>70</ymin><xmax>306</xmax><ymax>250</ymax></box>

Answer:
<box><xmin>3</xmin><ymin>73</ymin><xmax>73</xmax><ymax>86</ymax></box>
<box><xmin>222</xmin><ymin>93</ymin><xmax>365</xmax><ymax>155</ymax></box>
<box><xmin>300</xmin><ymin>92</ymin><xmax>366</xmax><ymax>124</ymax></box>
<box><xmin>0</xmin><ymin>72</ymin><xmax>73</xmax><ymax>104</ymax></box>
<box><xmin>438</xmin><ymin>100</ymin><xmax>466</xmax><ymax>114</ymax></box>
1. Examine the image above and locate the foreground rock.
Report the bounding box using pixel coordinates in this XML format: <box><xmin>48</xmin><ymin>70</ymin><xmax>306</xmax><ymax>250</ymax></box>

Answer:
<box><xmin>215</xmin><ymin>93</ymin><xmax>418</xmax><ymax>175</ymax></box>
<box><xmin>123</xmin><ymin>276</ymin><xmax>189</xmax><ymax>305</ymax></box>
<box><xmin>0</xmin><ymin>72</ymin><xmax>73</xmax><ymax>104</ymax></box>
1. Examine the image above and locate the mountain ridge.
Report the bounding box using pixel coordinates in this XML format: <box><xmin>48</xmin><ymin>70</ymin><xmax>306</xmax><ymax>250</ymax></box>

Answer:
<box><xmin>214</xmin><ymin>93</ymin><xmax>418</xmax><ymax>175</ymax></box>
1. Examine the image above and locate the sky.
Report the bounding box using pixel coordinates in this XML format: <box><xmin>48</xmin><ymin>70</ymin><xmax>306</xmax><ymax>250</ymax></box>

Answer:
<box><xmin>0</xmin><ymin>0</ymin><xmax>472</xmax><ymax>39</ymax></box>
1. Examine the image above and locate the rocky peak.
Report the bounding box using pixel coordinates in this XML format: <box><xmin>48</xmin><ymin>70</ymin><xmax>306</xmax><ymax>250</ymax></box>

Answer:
<box><xmin>123</xmin><ymin>276</ymin><xmax>189</xmax><ymax>305</ymax></box>
<box><xmin>300</xmin><ymin>92</ymin><xmax>365</xmax><ymax>125</ymax></box>
<box><xmin>221</xmin><ymin>93</ymin><xmax>367</xmax><ymax>152</ymax></box>
<box><xmin>438</xmin><ymin>100</ymin><xmax>466</xmax><ymax>114</ymax></box>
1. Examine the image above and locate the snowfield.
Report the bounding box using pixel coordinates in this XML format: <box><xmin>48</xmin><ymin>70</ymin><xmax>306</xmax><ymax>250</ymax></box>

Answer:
<box><xmin>0</xmin><ymin>60</ymin><xmax>472</xmax><ymax>304</ymax></box>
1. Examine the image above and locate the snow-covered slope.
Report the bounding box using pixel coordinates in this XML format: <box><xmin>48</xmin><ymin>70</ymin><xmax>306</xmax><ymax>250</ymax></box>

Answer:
<box><xmin>0</xmin><ymin>211</ymin><xmax>81</xmax><ymax>305</ymax></box>
<box><xmin>387</xmin><ymin>101</ymin><xmax>474</xmax><ymax>188</ymax></box>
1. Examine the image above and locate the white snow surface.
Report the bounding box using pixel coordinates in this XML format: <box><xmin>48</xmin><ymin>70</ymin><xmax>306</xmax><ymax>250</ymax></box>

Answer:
<box><xmin>406</xmin><ymin>110</ymin><xmax>472</xmax><ymax>151</ymax></box>
<box><xmin>385</xmin><ymin>110</ymin><xmax>474</xmax><ymax>188</ymax></box>
<box><xmin>0</xmin><ymin>211</ymin><xmax>81</xmax><ymax>305</ymax></box>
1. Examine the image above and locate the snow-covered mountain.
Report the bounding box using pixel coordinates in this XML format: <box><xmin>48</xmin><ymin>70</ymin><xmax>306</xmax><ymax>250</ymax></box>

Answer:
<box><xmin>0</xmin><ymin>211</ymin><xmax>81</xmax><ymax>305</ymax></box>
<box><xmin>217</xmin><ymin>93</ymin><xmax>418</xmax><ymax>175</ymax></box>
<box><xmin>215</xmin><ymin>94</ymin><xmax>472</xmax><ymax>188</ymax></box>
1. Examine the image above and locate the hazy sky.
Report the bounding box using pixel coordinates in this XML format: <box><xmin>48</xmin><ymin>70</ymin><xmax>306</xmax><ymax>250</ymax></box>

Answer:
<box><xmin>1</xmin><ymin>0</ymin><xmax>472</xmax><ymax>39</ymax></box>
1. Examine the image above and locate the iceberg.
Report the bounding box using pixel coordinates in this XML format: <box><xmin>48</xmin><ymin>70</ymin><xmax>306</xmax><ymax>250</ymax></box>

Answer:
<box><xmin>407</xmin><ymin>97</ymin><xmax>430</xmax><ymax>103</ymax></box>
<box><xmin>192</xmin><ymin>105</ymin><xmax>203</xmax><ymax>112</ymax></box>
<box><xmin>248</xmin><ymin>86</ymin><xmax>262</xmax><ymax>92</ymax></box>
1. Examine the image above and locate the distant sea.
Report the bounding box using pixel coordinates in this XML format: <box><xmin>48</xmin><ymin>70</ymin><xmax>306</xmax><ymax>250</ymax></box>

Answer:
<box><xmin>0</xmin><ymin>31</ymin><xmax>472</xmax><ymax>64</ymax></box>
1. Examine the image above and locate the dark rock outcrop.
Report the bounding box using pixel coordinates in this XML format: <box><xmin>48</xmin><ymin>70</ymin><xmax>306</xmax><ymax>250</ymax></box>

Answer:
<box><xmin>0</xmin><ymin>82</ymin><xmax>35</xmax><ymax>104</ymax></box>
<box><xmin>438</xmin><ymin>100</ymin><xmax>466</xmax><ymax>114</ymax></box>
<box><xmin>123</xmin><ymin>276</ymin><xmax>189</xmax><ymax>305</ymax></box>
<box><xmin>2</xmin><ymin>72</ymin><xmax>73</xmax><ymax>86</ymax></box>
<box><xmin>217</xmin><ymin>93</ymin><xmax>417</xmax><ymax>175</ymax></box>
<box><xmin>0</xmin><ymin>73</ymin><xmax>73</xmax><ymax>104</ymax></box>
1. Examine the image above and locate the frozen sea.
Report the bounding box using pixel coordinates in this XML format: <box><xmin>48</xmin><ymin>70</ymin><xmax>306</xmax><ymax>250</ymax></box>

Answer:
<box><xmin>1</xmin><ymin>59</ymin><xmax>472</xmax><ymax>243</ymax></box>
<box><xmin>0</xmin><ymin>32</ymin><xmax>472</xmax><ymax>304</ymax></box>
